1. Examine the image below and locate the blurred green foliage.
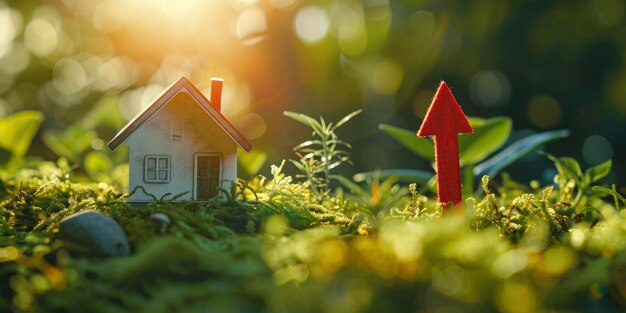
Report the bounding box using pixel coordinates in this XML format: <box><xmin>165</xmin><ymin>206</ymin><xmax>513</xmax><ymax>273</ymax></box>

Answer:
<box><xmin>0</xmin><ymin>0</ymin><xmax>623</xmax><ymax>188</ymax></box>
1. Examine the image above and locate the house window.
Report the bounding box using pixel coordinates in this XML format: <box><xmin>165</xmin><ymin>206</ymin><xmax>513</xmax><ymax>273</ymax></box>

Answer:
<box><xmin>171</xmin><ymin>120</ymin><xmax>195</xmax><ymax>142</ymax></box>
<box><xmin>144</xmin><ymin>155</ymin><xmax>170</xmax><ymax>183</ymax></box>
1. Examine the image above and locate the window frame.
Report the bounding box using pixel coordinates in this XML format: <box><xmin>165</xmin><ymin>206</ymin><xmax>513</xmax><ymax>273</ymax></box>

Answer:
<box><xmin>143</xmin><ymin>155</ymin><xmax>171</xmax><ymax>183</ymax></box>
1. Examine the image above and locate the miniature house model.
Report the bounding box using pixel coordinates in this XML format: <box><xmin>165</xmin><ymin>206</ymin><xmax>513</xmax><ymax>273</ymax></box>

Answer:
<box><xmin>107</xmin><ymin>77</ymin><xmax>253</xmax><ymax>202</ymax></box>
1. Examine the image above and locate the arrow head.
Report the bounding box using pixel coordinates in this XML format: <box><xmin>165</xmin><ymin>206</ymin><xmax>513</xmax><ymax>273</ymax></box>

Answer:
<box><xmin>417</xmin><ymin>81</ymin><xmax>474</xmax><ymax>137</ymax></box>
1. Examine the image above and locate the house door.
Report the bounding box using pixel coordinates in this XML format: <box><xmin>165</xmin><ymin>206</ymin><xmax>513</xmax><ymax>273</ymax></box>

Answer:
<box><xmin>195</xmin><ymin>154</ymin><xmax>221</xmax><ymax>200</ymax></box>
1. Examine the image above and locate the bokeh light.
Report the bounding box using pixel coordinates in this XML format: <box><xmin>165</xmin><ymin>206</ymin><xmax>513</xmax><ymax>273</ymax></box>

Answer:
<box><xmin>0</xmin><ymin>43</ymin><xmax>30</xmax><ymax>76</ymax></box>
<box><xmin>52</xmin><ymin>58</ymin><xmax>88</xmax><ymax>100</ymax></box>
<box><xmin>118</xmin><ymin>84</ymin><xmax>165</xmax><ymax>120</ymax></box>
<box><xmin>236</xmin><ymin>112</ymin><xmax>267</xmax><ymax>140</ymax></box>
<box><xmin>332</xmin><ymin>3</ymin><xmax>368</xmax><ymax>57</ymax></box>
<box><xmin>92</xmin><ymin>57</ymin><xmax>137</xmax><ymax>91</ymax></box>
<box><xmin>369</xmin><ymin>59</ymin><xmax>403</xmax><ymax>95</ymax></box>
<box><xmin>495</xmin><ymin>282</ymin><xmax>536</xmax><ymax>313</ymax></box>
<box><xmin>0</xmin><ymin>6</ymin><xmax>22</xmax><ymax>50</ymax></box>
<box><xmin>469</xmin><ymin>71</ymin><xmax>510</xmax><ymax>107</ymax></box>
<box><xmin>24</xmin><ymin>8</ymin><xmax>60</xmax><ymax>57</ymax></box>
<box><xmin>582</xmin><ymin>135</ymin><xmax>613</xmax><ymax>166</ymax></box>
<box><xmin>0</xmin><ymin>0</ymin><xmax>621</xmax><ymax>187</ymax></box>
<box><xmin>526</xmin><ymin>95</ymin><xmax>562</xmax><ymax>129</ymax></box>
<box><xmin>294</xmin><ymin>5</ymin><xmax>330</xmax><ymax>45</ymax></box>
<box><xmin>236</xmin><ymin>7</ymin><xmax>267</xmax><ymax>45</ymax></box>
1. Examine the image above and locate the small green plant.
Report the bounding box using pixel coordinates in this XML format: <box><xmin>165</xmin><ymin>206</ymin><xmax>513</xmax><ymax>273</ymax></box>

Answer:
<box><xmin>284</xmin><ymin>110</ymin><xmax>362</xmax><ymax>201</ymax></box>
<box><xmin>545</xmin><ymin>153</ymin><xmax>612</xmax><ymax>208</ymax></box>
<box><xmin>332</xmin><ymin>172</ymin><xmax>410</xmax><ymax>216</ymax></box>
<box><xmin>219</xmin><ymin>179</ymin><xmax>258</xmax><ymax>204</ymax></box>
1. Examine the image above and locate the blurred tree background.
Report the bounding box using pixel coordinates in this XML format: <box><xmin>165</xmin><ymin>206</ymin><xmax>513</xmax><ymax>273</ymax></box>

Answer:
<box><xmin>0</xmin><ymin>0</ymin><xmax>624</xmax><ymax>188</ymax></box>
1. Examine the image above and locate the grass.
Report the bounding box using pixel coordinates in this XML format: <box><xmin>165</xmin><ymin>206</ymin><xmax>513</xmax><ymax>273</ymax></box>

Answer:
<box><xmin>1</xmin><ymin>158</ymin><xmax>625</xmax><ymax>313</ymax></box>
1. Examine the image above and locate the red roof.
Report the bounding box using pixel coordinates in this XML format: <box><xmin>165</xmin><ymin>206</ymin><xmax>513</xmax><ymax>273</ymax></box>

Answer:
<box><xmin>107</xmin><ymin>76</ymin><xmax>253</xmax><ymax>152</ymax></box>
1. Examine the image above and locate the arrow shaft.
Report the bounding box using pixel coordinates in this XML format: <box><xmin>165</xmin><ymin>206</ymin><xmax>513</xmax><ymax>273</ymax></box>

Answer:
<box><xmin>433</xmin><ymin>134</ymin><xmax>462</xmax><ymax>204</ymax></box>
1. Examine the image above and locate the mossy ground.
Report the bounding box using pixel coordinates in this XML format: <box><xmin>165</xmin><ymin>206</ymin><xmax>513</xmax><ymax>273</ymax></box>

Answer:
<box><xmin>1</xmin><ymin>160</ymin><xmax>625</xmax><ymax>313</ymax></box>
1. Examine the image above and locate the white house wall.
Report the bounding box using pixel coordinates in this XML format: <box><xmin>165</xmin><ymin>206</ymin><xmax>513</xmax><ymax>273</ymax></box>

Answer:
<box><xmin>125</xmin><ymin>90</ymin><xmax>238</xmax><ymax>202</ymax></box>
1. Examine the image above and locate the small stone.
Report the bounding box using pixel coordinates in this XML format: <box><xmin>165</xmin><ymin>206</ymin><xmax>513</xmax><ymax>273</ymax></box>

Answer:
<box><xmin>59</xmin><ymin>210</ymin><xmax>130</xmax><ymax>257</ymax></box>
<box><xmin>150</xmin><ymin>213</ymin><xmax>171</xmax><ymax>225</ymax></box>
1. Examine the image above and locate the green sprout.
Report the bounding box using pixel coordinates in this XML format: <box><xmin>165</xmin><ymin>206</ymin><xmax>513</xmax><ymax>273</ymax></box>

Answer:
<box><xmin>284</xmin><ymin>110</ymin><xmax>362</xmax><ymax>201</ymax></box>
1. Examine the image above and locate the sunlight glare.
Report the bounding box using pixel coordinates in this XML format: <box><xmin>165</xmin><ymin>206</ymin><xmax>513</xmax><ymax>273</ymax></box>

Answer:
<box><xmin>159</xmin><ymin>0</ymin><xmax>193</xmax><ymax>19</ymax></box>
<box><xmin>119</xmin><ymin>84</ymin><xmax>165</xmax><ymax>120</ymax></box>
<box><xmin>0</xmin><ymin>6</ymin><xmax>22</xmax><ymax>49</ymax></box>
<box><xmin>268</xmin><ymin>0</ymin><xmax>298</xmax><ymax>10</ymax></box>
<box><xmin>93</xmin><ymin>57</ymin><xmax>137</xmax><ymax>91</ymax></box>
<box><xmin>236</xmin><ymin>7</ymin><xmax>267</xmax><ymax>43</ymax></box>
<box><xmin>92</xmin><ymin>0</ymin><xmax>127</xmax><ymax>33</ymax></box>
<box><xmin>236</xmin><ymin>112</ymin><xmax>267</xmax><ymax>140</ymax></box>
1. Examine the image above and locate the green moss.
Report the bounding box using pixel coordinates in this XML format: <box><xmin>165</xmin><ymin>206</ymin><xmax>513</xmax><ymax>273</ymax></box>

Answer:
<box><xmin>1</xmin><ymin>160</ymin><xmax>625</xmax><ymax>312</ymax></box>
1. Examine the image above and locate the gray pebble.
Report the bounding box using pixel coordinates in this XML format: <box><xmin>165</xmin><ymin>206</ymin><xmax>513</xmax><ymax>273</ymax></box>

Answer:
<box><xmin>150</xmin><ymin>212</ymin><xmax>171</xmax><ymax>225</ymax></box>
<box><xmin>59</xmin><ymin>210</ymin><xmax>130</xmax><ymax>257</ymax></box>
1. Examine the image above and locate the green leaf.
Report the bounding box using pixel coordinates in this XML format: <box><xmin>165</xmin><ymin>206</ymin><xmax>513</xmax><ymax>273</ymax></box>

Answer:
<box><xmin>0</xmin><ymin>147</ymin><xmax>12</xmax><ymax>165</ymax></box>
<box><xmin>592</xmin><ymin>185</ymin><xmax>626</xmax><ymax>207</ymax></box>
<box><xmin>329</xmin><ymin>174</ymin><xmax>368</xmax><ymax>197</ymax></box>
<box><xmin>558</xmin><ymin>157</ymin><xmax>583</xmax><ymax>183</ymax></box>
<box><xmin>379</xmin><ymin>124</ymin><xmax>434</xmax><ymax>160</ymax></box>
<box><xmin>0</xmin><ymin>111</ymin><xmax>44</xmax><ymax>157</ymax></box>
<box><xmin>584</xmin><ymin>159</ymin><xmax>611</xmax><ymax>185</ymax></box>
<box><xmin>284</xmin><ymin>111</ymin><xmax>325</xmax><ymax>138</ymax></box>
<box><xmin>333</xmin><ymin>109</ymin><xmax>362</xmax><ymax>130</ymax></box>
<box><xmin>0</xmin><ymin>111</ymin><xmax>44</xmax><ymax>168</ymax></box>
<box><xmin>42</xmin><ymin>131</ymin><xmax>75</xmax><ymax>161</ymax></box>
<box><xmin>458</xmin><ymin>117</ymin><xmax>512</xmax><ymax>166</ymax></box>
<box><xmin>79</xmin><ymin>96</ymin><xmax>125</xmax><ymax>129</ymax></box>
<box><xmin>474</xmin><ymin>129</ymin><xmax>570</xmax><ymax>177</ymax></box>
<box><xmin>353</xmin><ymin>169</ymin><xmax>433</xmax><ymax>184</ymax></box>
<box><xmin>42</xmin><ymin>126</ymin><xmax>97</xmax><ymax>162</ymax></box>
<box><xmin>84</xmin><ymin>151</ymin><xmax>113</xmax><ymax>178</ymax></box>
<box><xmin>467</xmin><ymin>117</ymin><xmax>487</xmax><ymax>126</ymax></box>
<box><xmin>380</xmin><ymin>117</ymin><xmax>511</xmax><ymax>166</ymax></box>
<box><xmin>238</xmin><ymin>150</ymin><xmax>268</xmax><ymax>176</ymax></box>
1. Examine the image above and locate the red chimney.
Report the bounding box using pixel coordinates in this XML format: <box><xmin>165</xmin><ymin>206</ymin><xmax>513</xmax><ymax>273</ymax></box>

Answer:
<box><xmin>210</xmin><ymin>78</ymin><xmax>223</xmax><ymax>112</ymax></box>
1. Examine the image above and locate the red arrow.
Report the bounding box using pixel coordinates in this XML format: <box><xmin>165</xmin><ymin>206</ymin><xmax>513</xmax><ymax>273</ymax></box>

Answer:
<box><xmin>417</xmin><ymin>81</ymin><xmax>474</xmax><ymax>206</ymax></box>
